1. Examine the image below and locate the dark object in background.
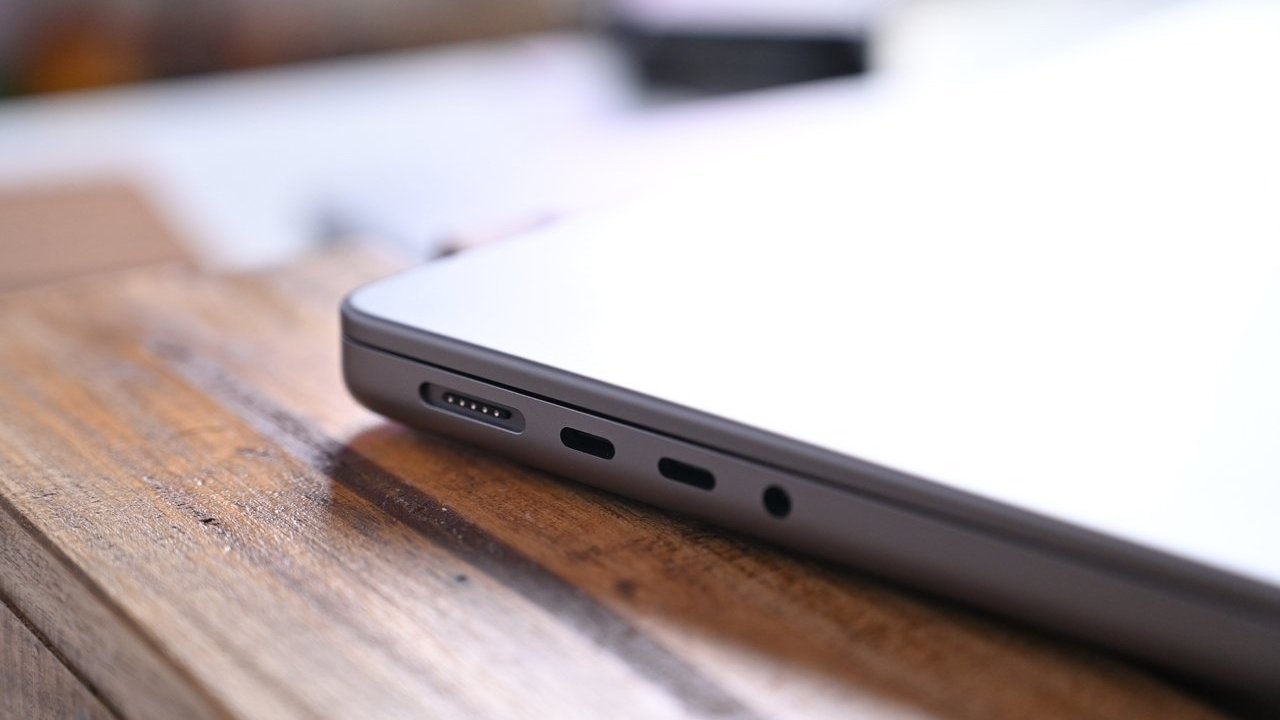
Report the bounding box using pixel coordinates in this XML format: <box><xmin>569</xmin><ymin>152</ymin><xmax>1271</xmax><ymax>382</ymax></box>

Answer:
<box><xmin>612</xmin><ymin>25</ymin><xmax>869</xmax><ymax>94</ymax></box>
<box><xmin>604</xmin><ymin>0</ymin><xmax>875</xmax><ymax>95</ymax></box>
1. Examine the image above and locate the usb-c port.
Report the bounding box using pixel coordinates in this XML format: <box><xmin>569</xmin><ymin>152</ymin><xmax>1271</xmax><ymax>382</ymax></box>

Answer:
<box><xmin>658</xmin><ymin>458</ymin><xmax>715</xmax><ymax>490</ymax></box>
<box><xmin>560</xmin><ymin>427</ymin><xmax>615</xmax><ymax>459</ymax></box>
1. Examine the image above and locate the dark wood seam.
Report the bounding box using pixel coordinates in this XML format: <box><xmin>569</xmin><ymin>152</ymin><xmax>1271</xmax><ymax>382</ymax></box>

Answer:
<box><xmin>0</xmin><ymin>589</ymin><xmax>124</xmax><ymax>720</ymax></box>
<box><xmin>0</xmin><ymin>490</ymin><xmax>236</xmax><ymax>720</ymax></box>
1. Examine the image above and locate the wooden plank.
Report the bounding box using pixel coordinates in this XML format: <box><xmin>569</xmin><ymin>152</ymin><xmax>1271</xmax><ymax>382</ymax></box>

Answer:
<box><xmin>0</xmin><ymin>599</ymin><xmax>116</xmax><ymax>720</ymax></box>
<box><xmin>0</xmin><ymin>181</ymin><xmax>187</xmax><ymax>292</ymax></box>
<box><xmin>0</xmin><ymin>247</ymin><xmax>1227</xmax><ymax>719</ymax></box>
<box><xmin>0</xmin><ymin>482</ymin><xmax>226</xmax><ymax>720</ymax></box>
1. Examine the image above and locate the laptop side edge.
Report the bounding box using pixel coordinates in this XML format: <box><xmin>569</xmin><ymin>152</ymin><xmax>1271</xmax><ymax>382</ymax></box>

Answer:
<box><xmin>341</xmin><ymin>296</ymin><xmax>1280</xmax><ymax>700</ymax></box>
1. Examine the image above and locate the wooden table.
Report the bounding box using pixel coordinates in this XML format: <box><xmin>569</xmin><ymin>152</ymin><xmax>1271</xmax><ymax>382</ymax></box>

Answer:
<box><xmin>0</xmin><ymin>190</ymin><xmax>1228</xmax><ymax>719</ymax></box>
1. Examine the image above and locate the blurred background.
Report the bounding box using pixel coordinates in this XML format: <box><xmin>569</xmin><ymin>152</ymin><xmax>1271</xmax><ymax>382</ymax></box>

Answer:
<box><xmin>0</xmin><ymin>0</ymin><xmax>1266</xmax><ymax>288</ymax></box>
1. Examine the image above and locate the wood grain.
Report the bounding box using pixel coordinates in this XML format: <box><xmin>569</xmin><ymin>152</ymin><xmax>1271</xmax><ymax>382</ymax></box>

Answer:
<box><xmin>1</xmin><ymin>598</ymin><xmax>116</xmax><ymax>720</ymax></box>
<box><xmin>0</xmin><ymin>245</ymin><xmax>1229</xmax><ymax>719</ymax></box>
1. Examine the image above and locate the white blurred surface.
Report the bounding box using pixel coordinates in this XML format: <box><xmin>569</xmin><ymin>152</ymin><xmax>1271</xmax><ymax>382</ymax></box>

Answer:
<box><xmin>877</xmin><ymin>0</ymin><xmax>1183</xmax><ymax>87</ymax></box>
<box><xmin>0</xmin><ymin>35</ymin><xmax>634</xmax><ymax>266</ymax></box>
<box><xmin>0</xmin><ymin>0</ymin><xmax>1229</xmax><ymax>269</ymax></box>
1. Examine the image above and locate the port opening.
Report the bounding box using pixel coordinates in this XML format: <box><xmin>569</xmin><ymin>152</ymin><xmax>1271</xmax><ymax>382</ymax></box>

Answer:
<box><xmin>420</xmin><ymin>383</ymin><xmax>524</xmax><ymax>432</ymax></box>
<box><xmin>658</xmin><ymin>458</ymin><xmax>715</xmax><ymax>491</ymax></box>
<box><xmin>763</xmin><ymin>486</ymin><xmax>791</xmax><ymax>518</ymax></box>
<box><xmin>560</xmin><ymin>427</ymin><xmax>615</xmax><ymax>460</ymax></box>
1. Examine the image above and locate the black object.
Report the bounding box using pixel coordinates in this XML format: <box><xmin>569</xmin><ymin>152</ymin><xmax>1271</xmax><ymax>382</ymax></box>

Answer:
<box><xmin>612</xmin><ymin>23</ymin><xmax>870</xmax><ymax>94</ymax></box>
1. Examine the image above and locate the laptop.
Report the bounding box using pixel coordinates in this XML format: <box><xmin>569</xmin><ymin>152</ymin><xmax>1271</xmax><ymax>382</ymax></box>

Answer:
<box><xmin>341</xmin><ymin>181</ymin><xmax>1280</xmax><ymax>698</ymax></box>
<box><xmin>342</xmin><ymin>2</ymin><xmax>1280</xmax><ymax>700</ymax></box>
